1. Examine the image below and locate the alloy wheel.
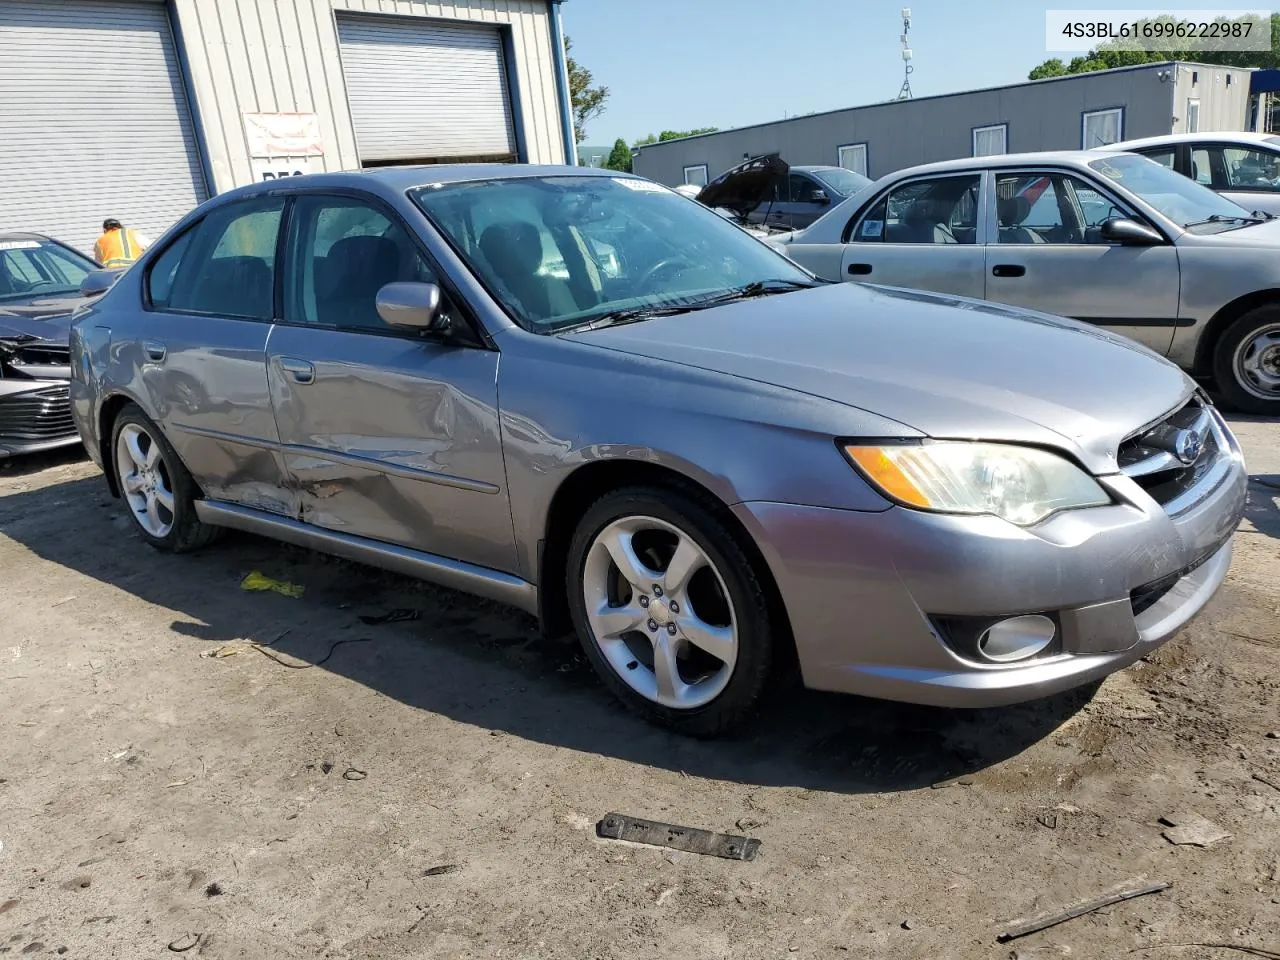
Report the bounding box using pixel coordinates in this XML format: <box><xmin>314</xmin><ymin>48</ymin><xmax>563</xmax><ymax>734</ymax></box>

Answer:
<box><xmin>116</xmin><ymin>422</ymin><xmax>176</xmax><ymax>538</ymax></box>
<box><xmin>582</xmin><ymin>515</ymin><xmax>738</xmax><ymax>710</ymax></box>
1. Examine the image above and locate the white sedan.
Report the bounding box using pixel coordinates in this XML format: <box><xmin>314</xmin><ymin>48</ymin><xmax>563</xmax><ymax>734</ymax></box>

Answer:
<box><xmin>1104</xmin><ymin>131</ymin><xmax>1280</xmax><ymax>216</ymax></box>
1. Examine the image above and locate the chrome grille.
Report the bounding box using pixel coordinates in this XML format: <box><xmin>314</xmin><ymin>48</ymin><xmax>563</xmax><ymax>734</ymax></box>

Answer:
<box><xmin>0</xmin><ymin>384</ymin><xmax>75</xmax><ymax>442</ymax></box>
<box><xmin>1118</xmin><ymin>397</ymin><xmax>1224</xmax><ymax>510</ymax></box>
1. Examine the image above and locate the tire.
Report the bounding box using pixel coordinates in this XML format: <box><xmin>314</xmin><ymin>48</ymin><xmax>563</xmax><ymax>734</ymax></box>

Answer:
<box><xmin>1212</xmin><ymin>306</ymin><xmax>1280</xmax><ymax>415</ymax></box>
<box><xmin>110</xmin><ymin>403</ymin><xmax>220</xmax><ymax>553</ymax></box>
<box><xmin>565</xmin><ymin>485</ymin><xmax>775</xmax><ymax>737</ymax></box>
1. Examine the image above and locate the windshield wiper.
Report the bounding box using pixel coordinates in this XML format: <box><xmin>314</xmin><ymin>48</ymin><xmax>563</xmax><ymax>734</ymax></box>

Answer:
<box><xmin>1183</xmin><ymin>213</ymin><xmax>1264</xmax><ymax>228</ymax></box>
<box><xmin>559</xmin><ymin>279</ymin><xmax>823</xmax><ymax>333</ymax></box>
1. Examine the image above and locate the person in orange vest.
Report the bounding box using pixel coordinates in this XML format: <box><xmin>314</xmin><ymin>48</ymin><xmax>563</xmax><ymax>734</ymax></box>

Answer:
<box><xmin>94</xmin><ymin>218</ymin><xmax>151</xmax><ymax>268</ymax></box>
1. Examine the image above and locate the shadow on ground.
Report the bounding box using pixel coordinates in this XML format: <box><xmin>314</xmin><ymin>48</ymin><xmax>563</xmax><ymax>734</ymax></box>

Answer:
<box><xmin>0</xmin><ymin>473</ymin><xmax>1097</xmax><ymax>795</ymax></box>
<box><xmin>1246</xmin><ymin>474</ymin><xmax>1280</xmax><ymax>540</ymax></box>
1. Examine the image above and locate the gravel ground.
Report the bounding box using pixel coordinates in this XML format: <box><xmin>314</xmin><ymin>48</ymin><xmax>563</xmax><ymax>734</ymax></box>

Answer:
<box><xmin>0</xmin><ymin>416</ymin><xmax>1277</xmax><ymax>959</ymax></box>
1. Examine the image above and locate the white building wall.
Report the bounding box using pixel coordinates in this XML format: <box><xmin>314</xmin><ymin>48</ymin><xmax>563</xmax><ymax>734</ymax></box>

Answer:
<box><xmin>1171</xmin><ymin>62</ymin><xmax>1251</xmax><ymax>134</ymax></box>
<box><xmin>172</xmin><ymin>0</ymin><xmax>567</xmax><ymax>193</ymax></box>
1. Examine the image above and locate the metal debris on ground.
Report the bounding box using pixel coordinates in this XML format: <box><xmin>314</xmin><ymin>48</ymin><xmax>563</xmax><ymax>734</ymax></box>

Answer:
<box><xmin>1252</xmin><ymin>773</ymin><xmax>1280</xmax><ymax>793</ymax></box>
<box><xmin>996</xmin><ymin>880</ymin><xmax>1171</xmax><ymax>942</ymax></box>
<box><xmin>1037</xmin><ymin>813</ymin><xmax>1059</xmax><ymax>829</ymax></box>
<box><xmin>358</xmin><ymin>608</ymin><xmax>420</xmax><ymax>625</ymax></box>
<box><xmin>1128</xmin><ymin>944</ymin><xmax>1280</xmax><ymax>958</ymax></box>
<box><xmin>1159</xmin><ymin>813</ymin><xmax>1232</xmax><ymax>847</ymax></box>
<box><xmin>167</xmin><ymin>933</ymin><xmax>202</xmax><ymax>952</ymax></box>
<box><xmin>596</xmin><ymin>812</ymin><xmax>761</xmax><ymax>861</ymax></box>
<box><xmin>239</xmin><ymin>571</ymin><xmax>304</xmax><ymax>598</ymax></box>
<box><xmin>343</xmin><ymin>767</ymin><xmax>367</xmax><ymax>781</ymax></box>
<box><xmin>932</xmin><ymin>775</ymin><xmax>976</xmax><ymax>789</ymax></box>
<box><xmin>423</xmin><ymin>864</ymin><xmax>459</xmax><ymax>877</ymax></box>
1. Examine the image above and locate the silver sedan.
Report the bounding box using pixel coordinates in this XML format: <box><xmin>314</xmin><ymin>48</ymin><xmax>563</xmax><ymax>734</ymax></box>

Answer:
<box><xmin>781</xmin><ymin>150</ymin><xmax>1280</xmax><ymax>415</ymax></box>
<box><xmin>70</xmin><ymin>166</ymin><xmax>1245</xmax><ymax>735</ymax></box>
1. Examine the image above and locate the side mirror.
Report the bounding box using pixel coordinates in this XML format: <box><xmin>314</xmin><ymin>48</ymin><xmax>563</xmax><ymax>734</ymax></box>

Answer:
<box><xmin>376</xmin><ymin>282</ymin><xmax>448</xmax><ymax>334</ymax></box>
<box><xmin>1100</xmin><ymin>217</ymin><xmax>1163</xmax><ymax>246</ymax></box>
<box><xmin>806</xmin><ymin>189</ymin><xmax>830</xmax><ymax>205</ymax></box>
<box><xmin>81</xmin><ymin>268</ymin><xmax>122</xmax><ymax>298</ymax></box>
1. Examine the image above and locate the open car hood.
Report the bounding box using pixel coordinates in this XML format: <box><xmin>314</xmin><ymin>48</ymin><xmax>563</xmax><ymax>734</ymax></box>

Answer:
<box><xmin>696</xmin><ymin>154</ymin><xmax>789</xmax><ymax>221</ymax></box>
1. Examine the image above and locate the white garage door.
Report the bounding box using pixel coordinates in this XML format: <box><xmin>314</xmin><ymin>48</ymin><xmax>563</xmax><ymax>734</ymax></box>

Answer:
<box><xmin>0</xmin><ymin>0</ymin><xmax>207</xmax><ymax>256</ymax></box>
<box><xmin>337</xmin><ymin>15</ymin><xmax>517</xmax><ymax>165</ymax></box>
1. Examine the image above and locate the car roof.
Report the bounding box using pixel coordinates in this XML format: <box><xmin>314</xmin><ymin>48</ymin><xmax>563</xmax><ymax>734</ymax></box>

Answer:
<box><xmin>1107</xmin><ymin>131</ymin><xmax>1280</xmax><ymax>150</ymax></box>
<box><xmin>216</xmin><ymin>163</ymin><xmax>627</xmax><ymax>202</ymax></box>
<box><xmin>879</xmin><ymin>150</ymin><xmax>1122</xmax><ymax>179</ymax></box>
<box><xmin>0</xmin><ymin>231</ymin><xmax>56</xmax><ymax>243</ymax></box>
<box><xmin>793</xmin><ymin>165</ymin><xmax>849</xmax><ymax>174</ymax></box>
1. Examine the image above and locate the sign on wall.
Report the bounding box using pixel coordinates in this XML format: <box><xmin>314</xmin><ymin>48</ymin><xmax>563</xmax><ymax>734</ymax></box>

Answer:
<box><xmin>250</xmin><ymin>156</ymin><xmax>324</xmax><ymax>182</ymax></box>
<box><xmin>243</xmin><ymin>112</ymin><xmax>324</xmax><ymax>157</ymax></box>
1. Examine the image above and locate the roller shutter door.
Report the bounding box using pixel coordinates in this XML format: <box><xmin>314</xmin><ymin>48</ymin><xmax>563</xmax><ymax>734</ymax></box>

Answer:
<box><xmin>0</xmin><ymin>0</ymin><xmax>207</xmax><ymax>256</ymax></box>
<box><xmin>337</xmin><ymin>16</ymin><xmax>517</xmax><ymax>165</ymax></box>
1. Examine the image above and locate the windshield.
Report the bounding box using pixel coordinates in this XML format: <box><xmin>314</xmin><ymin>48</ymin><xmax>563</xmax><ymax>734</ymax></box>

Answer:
<box><xmin>810</xmin><ymin>168</ymin><xmax>872</xmax><ymax>197</ymax></box>
<box><xmin>0</xmin><ymin>239</ymin><xmax>93</xmax><ymax>302</ymax></box>
<box><xmin>1088</xmin><ymin>154</ymin><xmax>1256</xmax><ymax>233</ymax></box>
<box><xmin>412</xmin><ymin>175</ymin><xmax>813</xmax><ymax>333</ymax></box>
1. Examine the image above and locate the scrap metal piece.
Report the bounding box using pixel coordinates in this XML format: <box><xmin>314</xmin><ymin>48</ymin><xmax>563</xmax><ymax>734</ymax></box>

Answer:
<box><xmin>595</xmin><ymin>812</ymin><xmax>760</xmax><ymax>861</ymax></box>
<box><xmin>997</xmin><ymin>880</ymin><xmax>1171</xmax><ymax>942</ymax></box>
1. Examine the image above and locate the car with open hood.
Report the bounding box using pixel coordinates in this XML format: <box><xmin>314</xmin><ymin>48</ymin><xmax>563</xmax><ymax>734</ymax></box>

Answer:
<box><xmin>70</xmin><ymin>165</ymin><xmax>1246</xmax><ymax>735</ymax></box>
<box><xmin>697</xmin><ymin>154</ymin><xmax>872</xmax><ymax>231</ymax></box>
<box><xmin>780</xmin><ymin>150</ymin><xmax>1280</xmax><ymax>415</ymax></box>
<box><xmin>0</xmin><ymin>232</ymin><xmax>104</xmax><ymax>457</ymax></box>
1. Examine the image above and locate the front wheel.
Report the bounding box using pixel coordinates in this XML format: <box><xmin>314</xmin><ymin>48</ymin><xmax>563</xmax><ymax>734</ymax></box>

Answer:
<box><xmin>566</xmin><ymin>486</ymin><xmax>776</xmax><ymax>737</ymax></box>
<box><xmin>1213</xmin><ymin>307</ymin><xmax>1280</xmax><ymax>415</ymax></box>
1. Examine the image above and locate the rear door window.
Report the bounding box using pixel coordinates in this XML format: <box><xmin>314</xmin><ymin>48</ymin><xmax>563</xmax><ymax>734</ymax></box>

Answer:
<box><xmin>853</xmin><ymin>175</ymin><xmax>980</xmax><ymax>244</ymax></box>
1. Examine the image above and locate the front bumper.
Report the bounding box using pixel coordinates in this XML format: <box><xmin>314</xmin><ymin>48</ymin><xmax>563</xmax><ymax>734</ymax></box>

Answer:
<box><xmin>734</xmin><ymin>418</ymin><xmax>1248</xmax><ymax>708</ymax></box>
<box><xmin>0</xmin><ymin>380</ymin><xmax>81</xmax><ymax>458</ymax></box>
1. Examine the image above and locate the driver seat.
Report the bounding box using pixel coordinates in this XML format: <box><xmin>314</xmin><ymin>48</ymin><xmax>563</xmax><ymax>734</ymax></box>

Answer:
<box><xmin>478</xmin><ymin>221</ymin><xmax>578</xmax><ymax>323</ymax></box>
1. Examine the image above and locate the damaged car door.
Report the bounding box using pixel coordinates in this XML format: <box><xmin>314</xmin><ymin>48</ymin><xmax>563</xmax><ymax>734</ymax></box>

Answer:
<box><xmin>135</xmin><ymin>197</ymin><xmax>296</xmax><ymax>515</ymax></box>
<box><xmin>265</xmin><ymin>192</ymin><xmax>516</xmax><ymax>574</ymax></box>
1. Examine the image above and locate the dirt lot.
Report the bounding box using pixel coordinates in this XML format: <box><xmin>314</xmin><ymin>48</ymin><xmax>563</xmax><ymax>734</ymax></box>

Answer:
<box><xmin>0</xmin><ymin>418</ymin><xmax>1278</xmax><ymax>960</ymax></box>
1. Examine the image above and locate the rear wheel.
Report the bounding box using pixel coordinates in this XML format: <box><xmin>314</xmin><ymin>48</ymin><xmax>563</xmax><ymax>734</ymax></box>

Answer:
<box><xmin>566</xmin><ymin>486</ymin><xmax>775</xmax><ymax>737</ymax></box>
<box><xmin>1213</xmin><ymin>306</ymin><xmax>1280</xmax><ymax>415</ymax></box>
<box><xmin>111</xmin><ymin>404</ymin><xmax>219</xmax><ymax>552</ymax></box>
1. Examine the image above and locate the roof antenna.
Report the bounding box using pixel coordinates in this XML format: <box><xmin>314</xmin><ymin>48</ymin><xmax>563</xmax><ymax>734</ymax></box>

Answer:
<box><xmin>898</xmin><ymin>8</ymin><xmax>914</xmax><ymax>100</ymax></box>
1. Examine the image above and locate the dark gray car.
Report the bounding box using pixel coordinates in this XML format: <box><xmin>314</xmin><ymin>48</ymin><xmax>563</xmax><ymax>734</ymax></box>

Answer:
<box><xmin>0</xmin><ymin>232</ymin><xmax>99</xmax><ymax>457</ymax></box>
<box><xmin>70</xmin><ymin>166</ymin><xmax>1246</xmax><ymax>735</ymax></box>
<box><xmin>698</xmin><ymin>155</ymin><xmax>872</xmax><ymax>230</ymax></box>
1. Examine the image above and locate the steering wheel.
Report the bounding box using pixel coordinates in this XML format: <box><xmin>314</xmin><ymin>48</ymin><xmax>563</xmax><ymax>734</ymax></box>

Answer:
<box><xmin>637</xmin><ymin>257</ymin><xmax>698</xmax><ymax>293</ymax></box>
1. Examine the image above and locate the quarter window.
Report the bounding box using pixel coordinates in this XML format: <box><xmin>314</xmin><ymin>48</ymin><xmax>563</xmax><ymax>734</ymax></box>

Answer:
<box><xmin>157</xmin><ymin>198</ymin><xmax>285</xmax><ymax>320</ymax></box>
<box><xmin>284</xmin><ymin>195</ymin><xmax>444</xmax><ymax>332</ymax></box>
<box><xmin>854</xmin><ymin>175</ymin><xmax>980</xmax><ymax>244</ymax></box>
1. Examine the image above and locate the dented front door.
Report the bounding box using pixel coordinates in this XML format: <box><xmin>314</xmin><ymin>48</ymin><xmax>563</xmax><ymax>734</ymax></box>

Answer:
<box><xmin>265</xmin><ymin>324</ymin><xmax>516</xmax><ymax>575</ymax></box>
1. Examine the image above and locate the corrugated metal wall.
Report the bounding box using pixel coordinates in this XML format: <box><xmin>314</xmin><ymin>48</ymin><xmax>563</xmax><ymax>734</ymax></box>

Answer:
<box><xmin>633</xmin><ymin>62</ymin><xmax>1251</xmax><ymax>187</ymax></box>
<box><xmin>1172</xmin><ymin>63</ymin><xmax>1251</xmax><ymax>134</ymax></box>
<box><xmin>172</xmin><ymin>0</ymin><xmax>565</xmax><ymax>192</ymax></box>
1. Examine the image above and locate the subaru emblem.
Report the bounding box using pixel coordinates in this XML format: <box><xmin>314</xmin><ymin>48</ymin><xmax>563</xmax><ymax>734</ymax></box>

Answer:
<box><xmin>1174</xmin><ymin>429</ymin><xmax>1203</xmax><ymax>465</ymax></box>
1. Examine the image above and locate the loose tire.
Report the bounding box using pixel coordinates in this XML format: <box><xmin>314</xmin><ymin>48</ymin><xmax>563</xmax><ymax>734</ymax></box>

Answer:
<box><xmin>1212</xmin><ymin>306</ymin><xmax>1280</xmax><ymax>415</ymax></box>
<box><xmin>566</xmin><ymin>485</ymin><xmax>775</xmax><ymax>737</ymax></box>
<box><xmin>111</xmin><ymin>403</ymin><xmax>219</xmax><ymax>552</ymax></box>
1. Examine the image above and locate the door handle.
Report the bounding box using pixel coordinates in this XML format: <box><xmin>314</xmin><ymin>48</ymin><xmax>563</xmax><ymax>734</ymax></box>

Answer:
<box><xmin>142</xmin><ymin>340</ymin><xmax>166</xmax><ymax>362</ymax></box>
<box><xmin>991</xmin><ymin>264</ymin><xmax>1026</xmax><ymax>278</ymax></box>
<box><xmin>847</xmin><ymin>263</ymin><xmax>873</xmax><ymax>276</ymax></box>
<box><xmin>280</xmin><ymin>358</ymin><xmax>314</xmax><ymax>384</ymax></box>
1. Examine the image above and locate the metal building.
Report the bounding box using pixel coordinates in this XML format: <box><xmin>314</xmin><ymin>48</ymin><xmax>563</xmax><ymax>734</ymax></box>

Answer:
<box><xmin>634</xmin><ymin>61</ymin><xmax>1251</xmax><ymax>188</ymax></box>
<box><xmin>0</xmin><ymin>0</ymin><xmax>573</xmax><ymax>254</ymax></box>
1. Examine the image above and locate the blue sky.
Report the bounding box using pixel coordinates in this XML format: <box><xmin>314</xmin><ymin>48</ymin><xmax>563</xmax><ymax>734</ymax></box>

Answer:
<box><xmin>561</xmin><ymin>0</ymin><xmax>1264</xmax><ymax>146</ymax></box>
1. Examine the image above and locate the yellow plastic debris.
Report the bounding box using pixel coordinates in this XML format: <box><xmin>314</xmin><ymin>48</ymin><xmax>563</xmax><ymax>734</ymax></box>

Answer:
<box><xmin>239</xmin><ymin>570</ymin><xmax>305</xmax><ymax>599</ymax></box>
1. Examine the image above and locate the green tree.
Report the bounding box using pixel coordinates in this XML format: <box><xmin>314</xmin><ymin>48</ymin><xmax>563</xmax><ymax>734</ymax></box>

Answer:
<box><xmin>1028</xmin><ymin>13</ymin><xmax>1280</xmax><ymax>79</ymax></box>
<box><xmin>565</xmin><ymin>36</ymin><xmax>609</xmax><ymax>143</ymax></box>
<box><xmin>632</xmin><ymin>127</ymin><xmax>720</xmax><ymax>147</ymax></box>
<box><xmin>605</xmin><ymin>137</ymin><xmax>633</xmax><ymax>172</ymax></box>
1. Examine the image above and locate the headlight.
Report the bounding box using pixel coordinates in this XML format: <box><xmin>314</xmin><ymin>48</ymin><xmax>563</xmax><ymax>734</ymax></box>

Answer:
<box><xmin>842</xmin><ymin>441</ymin><xmax>1110</xmax><ymax>526</ymax></box>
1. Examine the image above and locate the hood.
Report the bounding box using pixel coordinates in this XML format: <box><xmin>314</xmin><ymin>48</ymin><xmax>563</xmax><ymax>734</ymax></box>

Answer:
<box><xmin>697</xmin><ymin>154</ymin><xmax>789</xmax><ymax>221</ymax></box>
<box><xmin>0</xmin><ymin>294</ymin><xmax>80</xmax><ymax>342</ymax></box>
<box><xmin>563</xmin><ymin>283</ymin><xmax>1194</xmax><ymax>474</ymax></box>
<box><xmin>1180</xmin><ymin>215</ymin><xmax>1280</xmax><ymax>248</ymax></box>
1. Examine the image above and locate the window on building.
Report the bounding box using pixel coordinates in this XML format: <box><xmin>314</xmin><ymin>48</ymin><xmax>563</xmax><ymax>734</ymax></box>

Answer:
<box><xmin>683</xmin><ymin>164</ymin><xmax>709</xmax><ymax>187</ymax></box>
<box><xmin>853</xmin><ymin>175</ymin><xmax>981</xmax><ymax>244</ymax></box>
<box><xmin>837</xmin><ymin>143</ymin><xmax>868</xmax><ymax>176</ymax></box>
<box><xmin>972</xmin><ymin>124</ymin><xmax>1007</xmax><ymax>157</ymax></box>
<box><xmin>1187</xmin><ymin>98</ymin><xmax>1201</xmax><ymax>133</ymax></box>
<box><xmin>1082</xmin><ymin>108</ymin><xmax>1123</xmax><ymax>148</ymax></box>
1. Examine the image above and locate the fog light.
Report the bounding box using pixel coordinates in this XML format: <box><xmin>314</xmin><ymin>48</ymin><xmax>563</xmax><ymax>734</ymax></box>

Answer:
<box><xmin>977</xmin><ymin>615</ymin><xmax>1056</xmax><ymax>663</ymax></box>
